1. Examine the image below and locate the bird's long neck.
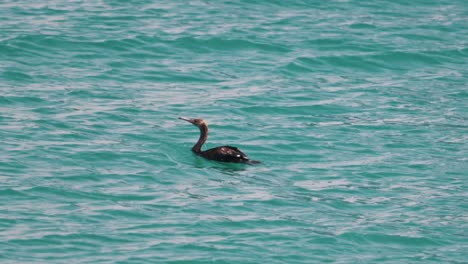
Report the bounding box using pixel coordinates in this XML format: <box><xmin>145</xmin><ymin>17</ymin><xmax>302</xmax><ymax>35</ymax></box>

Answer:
<box><xmin>192</xmin><ymin>124</ymin><xmax>208</xmax><ymax>153</ymax></box>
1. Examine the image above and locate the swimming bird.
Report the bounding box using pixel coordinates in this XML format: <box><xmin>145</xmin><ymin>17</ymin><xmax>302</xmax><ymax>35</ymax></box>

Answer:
<box><xmin>178</xmin><ymin>117</ymin><xmax>260</xmax><ymax>164</ymax></box>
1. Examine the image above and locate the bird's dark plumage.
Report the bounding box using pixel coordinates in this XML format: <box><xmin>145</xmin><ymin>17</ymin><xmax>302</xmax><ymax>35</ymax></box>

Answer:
<box><xmin>178</xmin><ymin>117</ymin><xmax>260</xmax><ymax>164</ymax></box>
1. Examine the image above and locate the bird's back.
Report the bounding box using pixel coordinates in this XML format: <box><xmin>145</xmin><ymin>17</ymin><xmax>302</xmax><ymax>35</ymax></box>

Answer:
<box><xmin>199</xmin><ymin>146</ymin><xmax>252</xmax><ymax>163</ymax></box>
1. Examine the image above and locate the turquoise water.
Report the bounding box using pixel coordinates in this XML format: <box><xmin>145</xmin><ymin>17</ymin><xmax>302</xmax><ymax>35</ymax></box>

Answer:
<box><xmin>1</xmin><ymin>0</ymin><xmax>467</xmax><ymax>263</ymax></box>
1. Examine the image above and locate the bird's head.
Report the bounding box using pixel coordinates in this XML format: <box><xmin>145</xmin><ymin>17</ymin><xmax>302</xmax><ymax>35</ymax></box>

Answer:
<box><xmin>178</xmin><ymin>117</ymin><xmax>207</xmax><ymax>128</ymax></box>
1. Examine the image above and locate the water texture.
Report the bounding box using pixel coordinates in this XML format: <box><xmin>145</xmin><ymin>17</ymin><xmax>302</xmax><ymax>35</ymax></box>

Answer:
<box><xmin>1</xmin><ymin>1</ymin><xmax>467</xmax><ymax>263</ymax></box>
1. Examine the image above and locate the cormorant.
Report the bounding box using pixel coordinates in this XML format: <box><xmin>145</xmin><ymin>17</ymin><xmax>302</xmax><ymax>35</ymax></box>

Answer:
<box><xmin>178</xmin><ymin>117</ymin><xmax>260</xmax><ymax>164</ymax></box>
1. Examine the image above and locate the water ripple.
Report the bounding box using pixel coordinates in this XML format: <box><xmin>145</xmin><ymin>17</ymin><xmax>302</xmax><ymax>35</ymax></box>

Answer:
<box><xmin>1</xmin><ymin>0</ymin><xmax>467</xmax><ymax>263</ymax></box>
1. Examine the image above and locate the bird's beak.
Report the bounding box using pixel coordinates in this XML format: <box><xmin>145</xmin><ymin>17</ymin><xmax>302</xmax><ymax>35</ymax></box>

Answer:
<box><xmin>178</xmin><ymin>117</ymin><xmax>194</xmax><ymax>124</ymax></box>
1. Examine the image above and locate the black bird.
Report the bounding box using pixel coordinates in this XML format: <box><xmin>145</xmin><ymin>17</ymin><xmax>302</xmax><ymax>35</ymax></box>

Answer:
<box><xmin>178</xmin><ymin>117</ymin><xmax>260</xmax><ymax>164</ymax></box>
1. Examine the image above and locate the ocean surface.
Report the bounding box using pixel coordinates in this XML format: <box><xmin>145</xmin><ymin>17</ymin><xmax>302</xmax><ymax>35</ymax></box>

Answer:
<box><xmin>1</xmin><ymin>0</ymin><xmax>467</xmax><ymax>263</ymax></box>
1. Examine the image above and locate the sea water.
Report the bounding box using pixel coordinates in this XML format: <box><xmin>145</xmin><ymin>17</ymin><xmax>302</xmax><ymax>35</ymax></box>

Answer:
<box><xmin>1</xmin><ymin>1</ymin><xmax>467</xmax><ymax>263</ymax></box>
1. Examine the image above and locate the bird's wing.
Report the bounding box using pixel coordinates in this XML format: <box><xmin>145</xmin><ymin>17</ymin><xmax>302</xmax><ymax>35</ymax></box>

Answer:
<box><xmin>201</xmin><ymin>146</ymin><xmax>249</xmax><ymax>162</ymax></box>
<box><xmin>221</xmin><ymin>146</ymin><xmax>249</xmax><ymax>159</ymax></box>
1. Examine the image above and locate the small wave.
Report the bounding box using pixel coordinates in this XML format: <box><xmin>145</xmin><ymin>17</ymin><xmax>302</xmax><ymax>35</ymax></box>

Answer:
<box><xmin>283</xmin><ymin>47</ymin><xmax>465</xmax><ymax>74</ymax></box>
<box><xmin>294</xmin><ymin>179</ymin><xmax>351</xmax><ymax>191</ymax></box>
<box><xmin>171</xmin><ymin>36</ymin><xmax>290</xmax><ymax>53</ymax></box>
